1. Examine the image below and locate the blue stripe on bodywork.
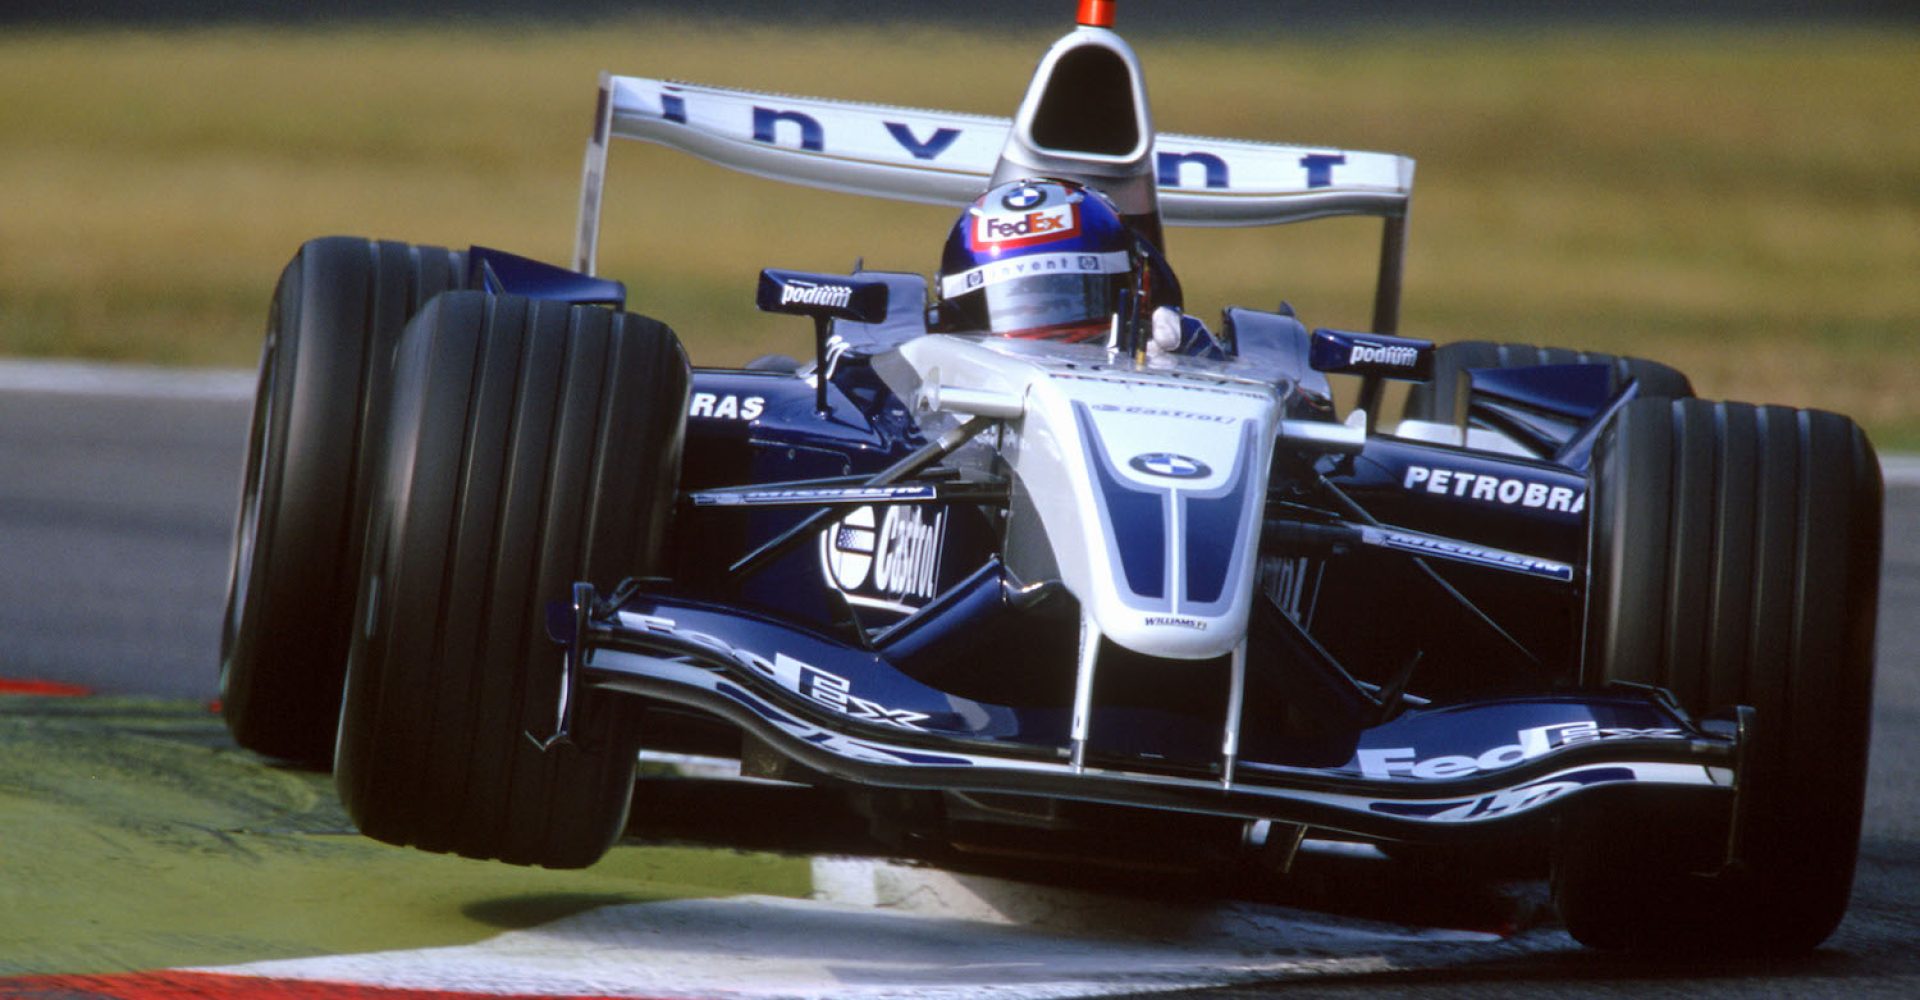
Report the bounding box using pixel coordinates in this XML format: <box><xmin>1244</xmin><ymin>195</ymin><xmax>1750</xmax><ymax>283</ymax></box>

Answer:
<box><xmin>1180</xmin><ymin>421</ymin><xmax>1258</xmax><ymax>606</ymax></box>
<box><xmin>1074</xmin><ymin>404</ymin><xmax>1170</xmax><ymax>602</ymax></box>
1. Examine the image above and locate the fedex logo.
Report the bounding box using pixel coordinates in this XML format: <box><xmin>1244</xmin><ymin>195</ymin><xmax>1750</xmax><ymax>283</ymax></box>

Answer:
<box><xmin>1357</xmin><ymin>722</ymin><xmax>1687</xmax><ymax>780</ymax></box>
<box><xmin>973</xmin><ymin>204</ymin><xmax>1079</xmax><ymax>249</ymax></box>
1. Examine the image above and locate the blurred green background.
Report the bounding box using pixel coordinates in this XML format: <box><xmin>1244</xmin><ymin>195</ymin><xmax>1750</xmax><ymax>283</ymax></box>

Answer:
<box><xmin>1</xmin><ymin>15</ymin><xmax>1915</xmax><ymax>442</ymax></box>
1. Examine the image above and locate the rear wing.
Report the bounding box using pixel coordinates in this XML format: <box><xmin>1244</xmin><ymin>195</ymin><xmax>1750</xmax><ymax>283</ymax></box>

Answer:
<box><xmin>575</xmin><ymin>74</ymin><xmax>1416</xmax><ymax>331</ymax></box>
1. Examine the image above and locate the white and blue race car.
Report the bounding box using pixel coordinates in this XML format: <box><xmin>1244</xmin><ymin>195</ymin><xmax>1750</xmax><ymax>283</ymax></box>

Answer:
<box><xmin>220</xmin><ymin>2</ymin><xmax>1881</xmax><ymax>954</ymax></box>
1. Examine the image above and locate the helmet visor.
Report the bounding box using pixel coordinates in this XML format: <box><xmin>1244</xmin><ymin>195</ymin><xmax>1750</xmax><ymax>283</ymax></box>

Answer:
<box><xmin>981</xmin><ymin>273</ymin><xmax>1115</xmax><ymax>340</ymax></box>
<box><xmin>939</xmin><ymin>249</ymin><xmax>1132</xmax><ymax>341</ymax></box>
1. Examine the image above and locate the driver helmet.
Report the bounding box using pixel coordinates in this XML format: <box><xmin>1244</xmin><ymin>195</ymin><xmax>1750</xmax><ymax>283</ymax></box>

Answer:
<box><xmin>936</xmin><ymin>178</ymin><xmax>1166</xmax><ymax>343</ymax></box>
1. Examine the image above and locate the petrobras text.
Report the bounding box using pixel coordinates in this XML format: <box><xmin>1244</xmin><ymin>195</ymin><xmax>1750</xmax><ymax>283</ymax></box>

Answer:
<box><xmin>688</xmin><ymin>392</ymin><xmax>765</xmax><ymax>421</ymax></box>
<box><xmin>1403</xmin><ymin>465</ymin><xmax>1586</xmax><ymax>514</ymax></box>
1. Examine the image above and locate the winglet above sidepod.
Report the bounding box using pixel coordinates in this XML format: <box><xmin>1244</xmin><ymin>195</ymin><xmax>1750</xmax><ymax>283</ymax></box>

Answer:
<box><xmin>756</xmin><ymin>269</ymin><xmax>890</xmax><ymax>325</ymax></box>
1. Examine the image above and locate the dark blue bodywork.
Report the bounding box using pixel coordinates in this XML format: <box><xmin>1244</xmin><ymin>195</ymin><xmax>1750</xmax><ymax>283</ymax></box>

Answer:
<box><xmin>538</xmin><ymin>276</ymin><xmax>1739</xmax><ymax>844</ymax></box>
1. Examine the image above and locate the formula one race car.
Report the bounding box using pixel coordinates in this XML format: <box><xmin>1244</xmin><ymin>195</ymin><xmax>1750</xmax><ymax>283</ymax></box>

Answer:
<box><xmin>220</xmin><ymin>2</ymin><xmax>1880</xmax><ymax>954</ymax></box>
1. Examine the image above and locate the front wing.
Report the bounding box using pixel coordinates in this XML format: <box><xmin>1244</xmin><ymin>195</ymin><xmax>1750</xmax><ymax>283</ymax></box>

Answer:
<box><xmin>562</xmin><ymin>589</ymin><xmax>1738</xmax><ymax>846</ymax></box>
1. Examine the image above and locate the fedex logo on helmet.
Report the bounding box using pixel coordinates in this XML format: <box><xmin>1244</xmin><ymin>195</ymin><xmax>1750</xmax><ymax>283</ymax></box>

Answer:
<box><xmin>973</xmin><ymin>203</ymin><xmax>1078</xmax><ymax>250</ymax></box>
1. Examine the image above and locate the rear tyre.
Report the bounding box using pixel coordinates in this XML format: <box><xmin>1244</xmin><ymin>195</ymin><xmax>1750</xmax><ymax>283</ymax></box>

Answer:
<box><xmin>1558</xmin><ymin>397</ymin><xmax>1881</xmax><ymax>952</ymax></box>
<box><xmin>221</xmin><ymin>237</ymin><xmax>467</xmax><ymax>764</ymax></box>
<box><xmin>334</xmin><ymin>291</ymin><xmax>688</xmax><ymax>868</ymax></box>
<box><xmin>1401</xmin><ymin>340</ymin><xmax>1693</xmax><ymax>425</ymax></box>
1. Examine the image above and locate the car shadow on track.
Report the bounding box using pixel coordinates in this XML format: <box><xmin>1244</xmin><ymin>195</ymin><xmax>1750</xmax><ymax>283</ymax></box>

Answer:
<box><xmin>621</xmin><ymin>772</ymin><xmax>1552</xmax><ymax>937</ymax></box>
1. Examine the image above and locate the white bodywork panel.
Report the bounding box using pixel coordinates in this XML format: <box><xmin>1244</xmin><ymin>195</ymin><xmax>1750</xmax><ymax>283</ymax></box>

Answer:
<box><xmin>889</xmin><ymin>335</ymin><xmax>1280</xmax><ymax>660</ymax></box>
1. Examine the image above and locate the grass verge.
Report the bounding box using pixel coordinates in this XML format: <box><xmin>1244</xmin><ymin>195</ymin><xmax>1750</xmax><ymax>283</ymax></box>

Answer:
<box><xmin>0</xmin><ymin>696</ymin><xmax>807</xmax><ymax>976</ymax></box>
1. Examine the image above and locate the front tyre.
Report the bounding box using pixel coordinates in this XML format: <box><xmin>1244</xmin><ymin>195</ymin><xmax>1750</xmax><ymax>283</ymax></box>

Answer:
<box><xmin>334</xmin><ymin>291</ymin><xmax>688</xmax><ymax>868</ymax></box>
<box><xmin>221</xmin><ymin>237</ymin><xmax>468</xmax><ymax>764</ymax></box>
<box><xmin>1559</xmin><ymin>397</ymin><xmax>1881</xmax><ymax>952</ymax></box>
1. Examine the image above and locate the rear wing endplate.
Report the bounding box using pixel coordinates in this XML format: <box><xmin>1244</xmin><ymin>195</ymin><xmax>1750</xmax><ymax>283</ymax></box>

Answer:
<box><xmin>574</xmin><ymin>74</ymin><xmax>1415</xmax><ymax>279</ymax></box>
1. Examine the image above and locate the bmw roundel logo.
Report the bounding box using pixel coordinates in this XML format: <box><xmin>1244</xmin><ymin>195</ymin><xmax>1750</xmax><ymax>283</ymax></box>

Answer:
<box><xmin>1128</xmin><ymin>452</ymin><xmax>1211</xmax><ymax>479</ymax></box>
<box><xmin>1001</xmin><ymin>184</ymin><xmax>1046</xmax><ymax>210</ymax></box>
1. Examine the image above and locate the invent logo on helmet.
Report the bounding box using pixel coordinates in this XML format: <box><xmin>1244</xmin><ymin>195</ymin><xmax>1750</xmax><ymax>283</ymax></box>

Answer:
<box><xmin>820</xmin><ymin>505</ymin><xmax>947</xmax><ymax>613</ymax></box>
<box><xmin>973</xmin><ymin>203</ymin><xmax>1079</xmax><ymax>250</ymax></box>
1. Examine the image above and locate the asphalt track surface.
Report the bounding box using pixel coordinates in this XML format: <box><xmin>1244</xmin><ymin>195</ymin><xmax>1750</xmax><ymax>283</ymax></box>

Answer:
<box><xmin>1</xmin><ymin>359</ymin><xmax>1917</xmax><ymax>997</ymax></box>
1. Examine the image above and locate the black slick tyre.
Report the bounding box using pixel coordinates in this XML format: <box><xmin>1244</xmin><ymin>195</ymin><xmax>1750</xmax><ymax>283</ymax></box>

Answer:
<box><xmin>1402</xmin><ymin>340</ymin><xmax>1694</xmax><ymax>426</ymax></box>
<box><xmin>221</xmin><ymin>237</ymin><xmax>467</xmax><ymax>764</ymax></box>
<box><xmin>334</xmin><ymin>291</ymin><xmax>688</xmax><ymax>868</ymax></box>
<box><xmin>1559</xmin><ymin>397</ymin><xmax>1881</xmax><ymax>953</ymax></box>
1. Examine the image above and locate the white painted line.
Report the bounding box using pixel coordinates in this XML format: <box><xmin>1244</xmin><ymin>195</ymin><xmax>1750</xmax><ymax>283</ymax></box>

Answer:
<box><xmin>0</xmin><ymin>359</ymin><xmax>253</xmax><ymax>402</ymax></box>
<box><xmin>195</xmin><ymin>891</ymin><xmax>1551</xmax><ymax>999</ymax></box>
<box><xmin>1881</xmin><ymin>455</ymin><xmax>1920</xmax><ymax>488</ymax></box>
<box><xmin>808</xmin><ymin>856</ymin><xmax>1487</xmax><ymax>941</ymax></box>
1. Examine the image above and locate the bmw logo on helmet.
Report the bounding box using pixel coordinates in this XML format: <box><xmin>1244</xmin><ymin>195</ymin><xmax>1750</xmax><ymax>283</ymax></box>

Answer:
<box><xmin>1128</xmin><ymin>452</ymin><xmax>1211</xmax><ymax>480</ymax></box>
<box><xmin>1001</xmin><ymin>184</ymin><xmax>1047</xmax><ymax>211</ymax></box>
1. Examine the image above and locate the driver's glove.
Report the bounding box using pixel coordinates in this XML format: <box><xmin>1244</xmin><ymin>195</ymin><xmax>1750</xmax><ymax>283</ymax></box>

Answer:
<box><xmin>1148</xmin><ymin>306</ymin><xmax>1184</xmax><ymax>357</ymax></box>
